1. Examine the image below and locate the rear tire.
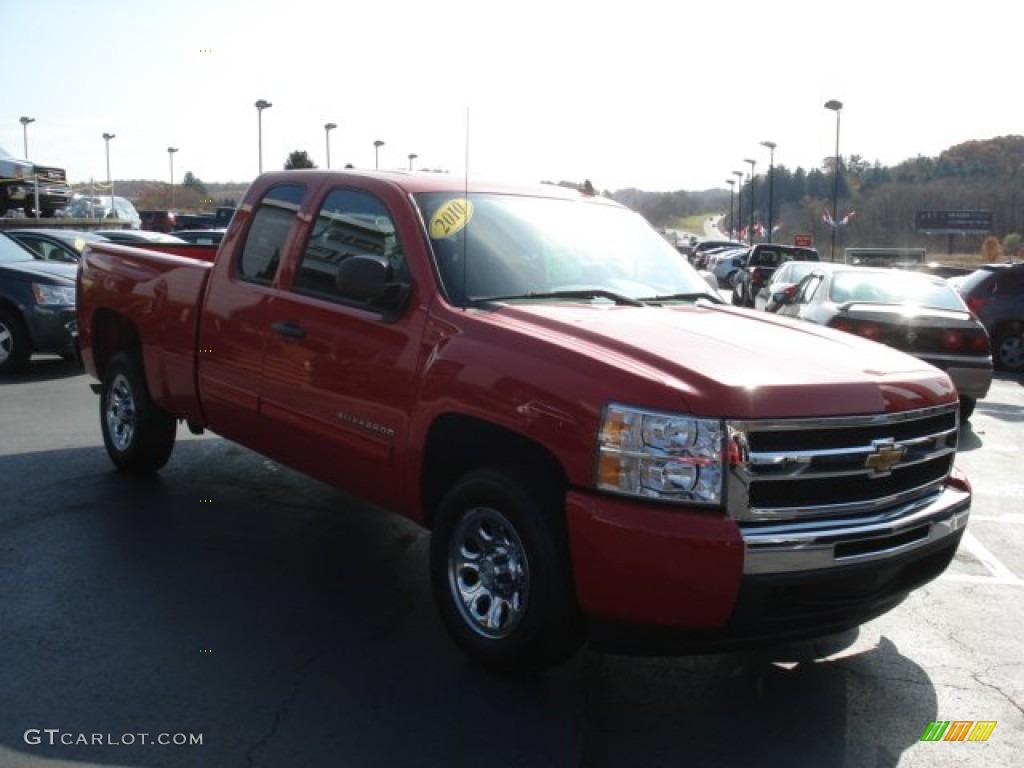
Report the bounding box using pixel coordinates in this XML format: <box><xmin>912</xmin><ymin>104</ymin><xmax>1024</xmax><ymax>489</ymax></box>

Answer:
<box><xmin>993</xmin><ymin>325</ymin><xmax>1024</xmax><ymax>372</ymax></box>
<box><xmin>99</xmin><ymin>352</ymin><xmax>177</xmax><ymax>473</ymax></box>
<box><xmin>0</xmin><ymin>307</ymin><xmax>31</xmax><ymax>375</ymax></box>
<box><xmin>430</xmin><ymin>466</ymin><xmax>582</xmax><ymax>675</ymax></box>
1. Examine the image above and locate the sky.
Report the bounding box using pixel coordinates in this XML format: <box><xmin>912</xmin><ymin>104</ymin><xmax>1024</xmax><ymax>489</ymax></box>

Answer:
<box><xmin>2</xmin><ymin>0</ymin><xmax>1018</xmax><ymax>193</ymax></box>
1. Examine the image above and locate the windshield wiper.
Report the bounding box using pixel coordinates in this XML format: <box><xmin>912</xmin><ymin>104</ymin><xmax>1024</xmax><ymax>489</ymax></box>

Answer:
<box><xmin>471</xmin><ymin>289</ymin><xmax>644</xmax><ymax>307</ymax></box>
<box><xmin>638</xmin><ymin>292</ymin><xmax>724</xmax><ymax>305</ymax></box>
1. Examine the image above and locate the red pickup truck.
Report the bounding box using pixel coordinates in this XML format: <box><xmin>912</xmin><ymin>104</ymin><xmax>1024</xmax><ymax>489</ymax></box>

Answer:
<box><xmin>77</xmin><ymin>170</ymin><xmax>971</xmax><ymax>673</ymax></box>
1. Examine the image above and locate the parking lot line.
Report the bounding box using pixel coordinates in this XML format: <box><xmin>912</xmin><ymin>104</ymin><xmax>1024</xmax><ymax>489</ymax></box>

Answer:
<box><xmin>941</xmin><ymin>531</ymin><xmax>1022</xmax><ymax>586</ymax></box>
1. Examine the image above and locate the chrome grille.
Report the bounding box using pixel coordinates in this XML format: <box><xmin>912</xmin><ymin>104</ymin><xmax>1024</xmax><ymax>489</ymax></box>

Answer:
<box><xmin>727</xmin><ymin>404</ymin><xmax>959</xmax><ymax>523</ymax></box>
<box><xmin>34</xmin><ymin>165</ymin><xmax>67</xmax><ymax>183</ymax></box>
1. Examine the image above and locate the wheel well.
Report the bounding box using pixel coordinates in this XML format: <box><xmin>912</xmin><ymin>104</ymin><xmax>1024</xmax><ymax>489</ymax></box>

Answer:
<box><xmin>0</xmin><ymin>297</ymin><xmax>28</xmax><ymax>333</ymax></box>
<box><xmin>992</xmin><ymin>319</ymin><xmax>1022</xmax><ymax>339</ymax></box>
<box><xmin>90</xmin><ymin>309</ymin><xmax>141</xmax><ymax>379</ymax></box>
<box><xmin>420</xmin><ymin>414</ymin><xmax>567</xmax><ymax>528</ymax></box>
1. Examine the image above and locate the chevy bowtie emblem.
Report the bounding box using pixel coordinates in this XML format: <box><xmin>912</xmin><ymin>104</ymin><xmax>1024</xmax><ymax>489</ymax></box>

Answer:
<box><xmin>865</xmin><ymin>439</ymin><xmax>906</xmax><ymax>476</ymax></box>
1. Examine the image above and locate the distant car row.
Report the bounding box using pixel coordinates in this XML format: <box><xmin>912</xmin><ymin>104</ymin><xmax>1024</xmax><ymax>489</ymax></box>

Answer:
<box><xmin>3</xmin><ymin>184</ymin><xmax>235</xmax><ymax>242</ymax></box>
<box><xmin>0</xmin><ymin>226</ymin><xmax>229</xmax><ymax>374</ymax></box>
<box><xmin>686</xmin><ymin>236</ymin><xmax>1024</xmax><ymax>416</ymax></box>
<box><xmin>2</xmin><ymin>227</ymin><xmax>226</xmax><ymax>263</ymax></box>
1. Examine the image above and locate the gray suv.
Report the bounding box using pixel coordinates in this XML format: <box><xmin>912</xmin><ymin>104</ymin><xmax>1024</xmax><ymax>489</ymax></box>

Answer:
<box><xmin>957</xmin><ymin>263</ymin><xmax>1024</xmax><ymax>372</ymax></box>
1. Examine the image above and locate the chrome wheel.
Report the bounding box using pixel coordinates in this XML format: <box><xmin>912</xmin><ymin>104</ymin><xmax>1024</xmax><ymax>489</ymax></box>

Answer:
<box><xmin>448</xmin><ymin>506</ymin><xmax>530</xmax><ymax>640</ymax></box>
<box><xmin>996</xmin><ymin>331</ymin><xmax>1024</xmax><ymax>372</ymax></box>
<box><xmin>105</xmin><ymin>372</ymin><xmax>137</xmax><ymax>452</ymax></box>
<box><xmin>0</xmin><ymin>322</ymin><xmax>12</xmax><ymax>364</ymax></box>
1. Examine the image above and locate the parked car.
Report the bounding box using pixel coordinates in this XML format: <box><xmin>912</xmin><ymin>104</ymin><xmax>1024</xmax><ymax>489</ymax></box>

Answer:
<box><xmin>4</xmin><ymin>228</ymin><xmax>110</xmax><ymax>263</ymax></box>
<box><xmin>174</xmin><ymin>206</ymin><xmax>236</xmax><ymax>231</ymax></box>
<box><xmin>66</xmin><ymin>195</ymin><xmax>142</xmax><ymax>229</ymax></box>
<box><xmin>0</xmin><ymin>232</ymin><xmax>78</xmax><ymax>373</ymax></box>
<box><xmin>138</xmin><ymin>209</ymin><xmax>178</xmax><ymax>233</ymax></box>
<box><xmin>956</xmin><ymin>262</ymin><xmax>1024</xmax><ymax>372</ymax></box>
<box><xmin>689</xmin><ymin>239</ymin><xmax>744</xmax><ymax>269</ymax></box>
<box><xmin>169</xmin><ymin>228</ymin><xmax>226</xmax><ymax>245</ymax></box>
<box><xmin>754</xmin><ymin>259</ymin><xmax>822</xmax><ymax>312</ymax></box>
<box><xmin>732</xmin><ymin>243</ymin><xmax>820</xmax><ymax>307</ymax></box>
<box><xmin>776</xmin><ymin>263</ymin><xmax>992</xmax><ymax>419</ymax></box>
<box><xmin>707</xmin><ymin>247</ymin><xmax>749</xmax><ymax>287</ymax></box>
<box><xmin>91</xmin><ymin>230</ymin><xmax>187</xmax><ymax>244</ymax></box>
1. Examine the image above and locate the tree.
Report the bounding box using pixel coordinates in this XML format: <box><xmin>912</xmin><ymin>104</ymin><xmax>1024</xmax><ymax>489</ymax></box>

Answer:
<box><xmin>182</xmin><ymin>171</ymin><xmax>207</xmax><ymax>196</ymax></box>
<box><xmin>284</xmin><ymin>150</ymin><xmax>317</xmax><ymax>170</ymax></box>
<box><xmin>981</xmin><ymin>236</ymin><xmax>1002</xmax><ymax>262</ymax></box>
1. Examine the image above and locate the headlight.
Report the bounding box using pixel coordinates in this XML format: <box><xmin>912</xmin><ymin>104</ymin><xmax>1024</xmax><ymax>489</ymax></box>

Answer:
<box><xmin>32</xmin><ymin>283</ymin><xmax>76</xmax><ymax>306</ymax></box>
<box><xmin>596</xmin><ymin>404</ymin><xmax>725</xmax><ymax>505</ymax></box>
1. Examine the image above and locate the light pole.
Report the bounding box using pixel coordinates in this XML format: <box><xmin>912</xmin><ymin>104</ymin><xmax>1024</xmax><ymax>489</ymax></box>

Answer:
<box><xmin>732</xmin><ymin>170</ymin><xmax>744</xmax><ymax>241</ymax></box>
<box><xmin>373</xmin><ymin>140</ymin><xmax>385</xmax><ymax>169</ymax></box>
<box><xmin>825</xmin><ymin>99</ymin><xmax>843</xmax><ymax>261</ymax></box>
<box><xmin>760</xmin><ymin>141</ymin><xmax>776</xmax><ymax>243</ymax></box>
<box><xmin>324</xmin><ymin>122</ymin><xmax>337</xmax><ymax>169</ymax></box>
<box><xmin>21</xmin><ymin>117</ymin><xmax>38</xmax><ymax>217</ymax></box>
<box><xmin>102</xmin><ymin>132</ymin><xmax>116</xmax><ymax>219</ymax></box>
<box><xmin>408</xmin><ymin>152</ymin><xmax>417</xmax><ymax>171</ymax></box>
<box><xmin>19</xmin><ymin>116</ymin><xmax>35</xmax><ymax>158</ymax></box>
<box><xmin>167</xmin><ymin>147</ymin><xmax>178</xmax><ymax>208</ymax></box>
<box><xmin>743</xmin><ymin>158</ymin><xmax>756</xmax><ymax>245</ymax></box>
<box><xmin>254</xmin><ymin>99</ymin><xmax>272</xmax><ymax>174</ymax></box>
<box><xmin>725</xmin><ymin>179</ymin><xmax>736</xmax><ymax>240</ymax></box>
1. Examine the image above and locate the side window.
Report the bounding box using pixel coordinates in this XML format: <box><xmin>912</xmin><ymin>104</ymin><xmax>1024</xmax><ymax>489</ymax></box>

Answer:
<box><xmin>237</xmin><ymin>184</ymin><xmax>306</xmax><ymax>284</ymax></box>
<box><xmin>292</xmin><ymin>187</ymin><xmax>405</xmax><ymax>304</ymax></box>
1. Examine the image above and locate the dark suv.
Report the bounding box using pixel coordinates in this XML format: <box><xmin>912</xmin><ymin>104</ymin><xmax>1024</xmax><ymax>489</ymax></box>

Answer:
<box><xmin>957</xmin><ymin>262</ymin><xmax>1024</xmax><ymax>372</ymax></box>
<box><xmin>732</xmin><ymin>244</ymin><xmax>820</xmax><ymax>307</ymax></box>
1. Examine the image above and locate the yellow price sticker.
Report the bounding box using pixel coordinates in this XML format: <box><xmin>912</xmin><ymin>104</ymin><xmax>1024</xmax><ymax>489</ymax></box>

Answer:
<box><xmin>429</xmin><ymin>198</ymin><xmax>473</xmax><ymax>239</ymax></box>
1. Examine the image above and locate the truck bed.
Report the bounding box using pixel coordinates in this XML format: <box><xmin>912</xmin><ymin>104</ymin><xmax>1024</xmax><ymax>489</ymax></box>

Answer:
<box><xmin>78</xmin><ymin>241</ymin><xmax>216</xmax><ymax>423</ymax></box>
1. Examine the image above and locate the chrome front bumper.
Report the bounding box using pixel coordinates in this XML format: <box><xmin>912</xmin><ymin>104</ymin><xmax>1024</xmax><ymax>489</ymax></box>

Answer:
<box><xmin>742</xmin><ymin>484</ymin><xmax>970</xmax><ymax>575</ymax></box>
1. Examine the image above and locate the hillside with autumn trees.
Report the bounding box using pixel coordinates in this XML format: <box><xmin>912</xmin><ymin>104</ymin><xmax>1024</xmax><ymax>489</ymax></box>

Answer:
<box><xmin>615</xmin><ymin>135</ymin><xmax>1024</xmax><ymax>258</ymax></box>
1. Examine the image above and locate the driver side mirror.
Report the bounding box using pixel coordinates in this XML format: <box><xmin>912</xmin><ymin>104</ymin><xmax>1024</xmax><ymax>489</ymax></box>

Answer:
<box><xmin>774</xmin><ymin>286</ymin><xmax>797</xmax><ymax>306</ymax></box>
<box><xmin>336</xmin><ymin>255</ymin><xmax>411</xmax><ymax>322</ymax></box>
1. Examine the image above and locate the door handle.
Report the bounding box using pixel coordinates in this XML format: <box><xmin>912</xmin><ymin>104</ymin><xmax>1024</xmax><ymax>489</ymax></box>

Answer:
<box><xmin>271</xmin><ymin>321</ymin><xmax>306</xmax><ymax>339</ymax></box>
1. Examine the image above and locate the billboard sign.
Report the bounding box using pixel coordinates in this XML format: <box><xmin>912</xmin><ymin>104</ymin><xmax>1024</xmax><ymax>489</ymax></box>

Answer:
<box><xmin>915</xmin><ymin>210</ymin><xmax>993</xmax><ymax>235</ymax></box>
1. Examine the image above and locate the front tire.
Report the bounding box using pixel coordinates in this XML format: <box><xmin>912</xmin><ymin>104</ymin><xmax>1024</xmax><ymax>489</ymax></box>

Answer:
<box><xmin>100</xmin><ymin>352</ymin><xmax>177</xmax><ymax>473</ymax></box>
<box><xmin>430</xmin><ymin>466</ymin><xmax>582</xmax><ymax>675</ymax></box>
<box><xmin>0</xmin><ymin>307</ymin><xmax>31</xmax><ymax>374</ymax></box>
<box><xmin>959</xmin><ymin>396</ymin><xmax>976</xmax><ymax>422</ymax></box>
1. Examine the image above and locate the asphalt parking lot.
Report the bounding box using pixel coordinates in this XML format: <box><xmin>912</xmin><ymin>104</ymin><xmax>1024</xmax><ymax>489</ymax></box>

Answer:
<box><xmin>1</xmin><ymin>360</ymin><xmax>1022</xmax><ymax>768</ymax></box>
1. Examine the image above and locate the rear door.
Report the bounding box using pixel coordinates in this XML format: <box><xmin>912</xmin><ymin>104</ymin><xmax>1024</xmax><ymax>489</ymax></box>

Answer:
<box><xmin>197</xmin><ymin>182</ymin><xmax>309</xmax><ymax>446</ymax></box>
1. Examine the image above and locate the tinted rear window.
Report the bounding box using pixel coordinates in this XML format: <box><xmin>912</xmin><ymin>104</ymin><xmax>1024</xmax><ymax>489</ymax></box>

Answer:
<box><xmin>956</xmin><ymin>268</ymin><xmax>999</xmax><ymax>295</ymax></box>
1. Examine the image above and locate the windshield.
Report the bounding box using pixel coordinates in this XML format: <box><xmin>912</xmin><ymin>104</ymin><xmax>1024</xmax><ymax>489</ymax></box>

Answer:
<box><xmin>0</xmin><ymin>233</ymin><xmax>35</xmax><ymax>262</ymax></box>
<box><xmin>415</xmin><ymin>192</ymin><xmax>709</xmax><ymax>304</ymax></box>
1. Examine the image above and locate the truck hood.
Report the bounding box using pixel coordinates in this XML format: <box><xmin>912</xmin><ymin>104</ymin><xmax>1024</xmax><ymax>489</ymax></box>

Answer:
<box><xmin>0</xmin><ymin>258</ymin><xmax>78</xmax><ymax>283</ymax></box>
<box><xmin>481</xmin><ymin>301</ymin><xmax>957</xmax><ymax>418</ymax></box>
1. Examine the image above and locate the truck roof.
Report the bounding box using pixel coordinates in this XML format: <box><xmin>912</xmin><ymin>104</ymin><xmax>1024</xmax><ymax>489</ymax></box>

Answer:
<box><xmin>251</xmin><ymin>169</ymin><xmax>616</xmax><ymax>203</ymax></box>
